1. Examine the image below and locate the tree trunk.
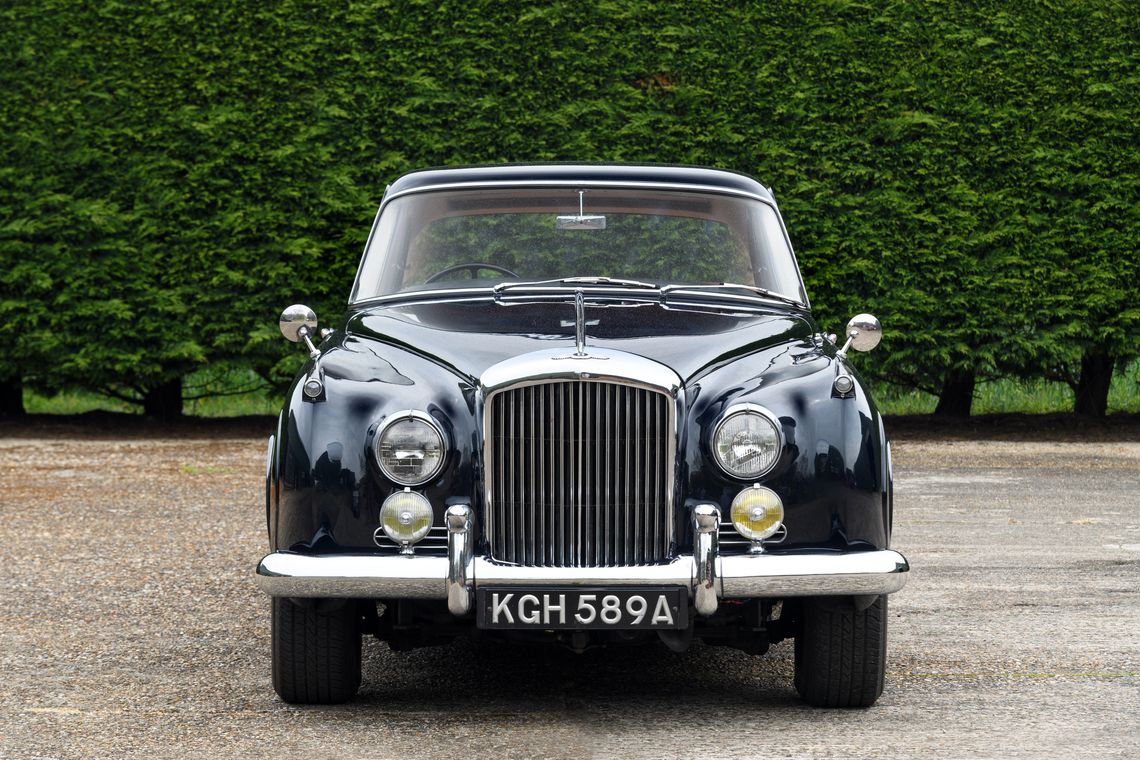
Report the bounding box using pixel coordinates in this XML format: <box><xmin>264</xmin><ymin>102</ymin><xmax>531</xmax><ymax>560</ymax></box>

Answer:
<box><xmin>1073</xmin><ymin>347</ymin><xmax>1114</xmax><ymax>417</ymax></box>
<box><xmin>0</xmin><ymin>374</ymin><xmax>26</xmax><ymax>416</ymax></box>
<box><xmin>142</xmin><ymin>377</ymin><xmax>183</xmax><ymax>419</ymax></box>
<box><xmin>934</xmin><ymin>368</ymin><xmax>975</xmax><ymax>417</ymax></box>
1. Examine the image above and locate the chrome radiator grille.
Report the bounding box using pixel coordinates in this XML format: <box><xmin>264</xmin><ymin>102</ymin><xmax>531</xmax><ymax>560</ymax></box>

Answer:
<box><xmin>485</xmin><ymin>380</ymin><xmax>675</xmax><ymax>567</ymax></box>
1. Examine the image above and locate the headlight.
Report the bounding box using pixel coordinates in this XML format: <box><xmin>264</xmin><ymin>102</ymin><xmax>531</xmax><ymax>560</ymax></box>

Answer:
<box><xmin>374</xmin><ymin>411</ymin><xmax>447</xmax><ymax>485</ymax></box>
<box><xmin>730</xmin><ymin>485</ymin><xmax>784</xmax><ymax>540</ymax></box>
<box><xmin>711</xmin><ymin>404</ymin><xmax>782</xmax><ymax>479</ymax></box>
<box><xmin>378</xmin><ymin>489</ymin><xmax>433</xmax><ymax>547</ymax></box>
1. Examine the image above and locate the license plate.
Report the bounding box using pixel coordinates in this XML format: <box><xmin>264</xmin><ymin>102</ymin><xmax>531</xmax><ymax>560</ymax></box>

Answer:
<box><xmin>476</xmin><ymin>587</ymin><xmax>688</xmax><ymax>630</ymax></box>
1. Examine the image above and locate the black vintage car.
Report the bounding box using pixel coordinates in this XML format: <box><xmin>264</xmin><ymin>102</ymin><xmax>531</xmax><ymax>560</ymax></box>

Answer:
<box><xmin>257</xmin><ymin>164</ymin><xmax>908</xmax><ymax>707</ymax></box>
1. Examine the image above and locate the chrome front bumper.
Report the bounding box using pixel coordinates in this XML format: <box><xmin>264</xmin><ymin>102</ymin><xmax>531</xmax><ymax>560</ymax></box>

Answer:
<box><xmin>255</xmin><ymin>505</ymin><xmax>909</xmax><ymax>617</ymax></box>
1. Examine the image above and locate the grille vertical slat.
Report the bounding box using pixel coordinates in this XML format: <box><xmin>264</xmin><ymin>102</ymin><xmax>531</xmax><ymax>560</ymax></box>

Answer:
<box><xmin>654</xmin><ymin>393</ymin><xmax>664</xmax><ymax>558</ymax></box>
<box><xmin>525</xmin><ymin>387</ymin><xmax>534</xmax><ymax>566</ymax></box>
<box><xmin>559</xmin><ymin>383</ymin><xmax>568</xmax><ymax>567</ymax></box>
<box><xmin>603</xmin><ymin>384</ymin><xmax>611</xmax><ymax>566</ymax></box>
<box><xmin>510</xmin><ymin>398</ymin><xmax>519</xmax><ymax>565</ymax></box>
<box><xmin>592</xmin><ymin>383</ymin><xmax>600</xmax><ymax>566</ymax></box>
<box><xmin>547</xmin><ymin>385</ymin><xmax>552</xmax><ymax>565</ymax></box>
<box><xmin>623</xmin><ymin>386</ymin><xmax>632</xmax><ymax>565</ymax></box>
<box><xmin>649</xmin><ymin>391</ymin><xmax>655</xmax><ymax>562</ymax></box>
<box><xmin>637</xmin><ymin>392</ymin><xmax>645</xmax><ymax>564</ymax></box>
<box><xmin>488</xmin><ymin>379</ymin><xmax>673</xmax><ymax>567</ymax></box>
<box><xmin>635</xmin><ymin>386</ymin><xmax>642</xmax><ymax>564</ymax></box>
<box><xmin>537</xmin><ymin>387</ymin><xmax>545</xmax><ymax>566</ymax></box>
<box><xmin>648</xmin><ymin>391</ymin><xmax>656</xmax><ymax>560</ymax></box>
<box><xmin>574</xmin><ymin>382</ymin><xmax>582</xmax><ymax>566</ymax></box>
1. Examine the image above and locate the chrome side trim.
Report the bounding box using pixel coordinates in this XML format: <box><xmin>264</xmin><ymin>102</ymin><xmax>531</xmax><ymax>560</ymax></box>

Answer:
<box><xmin>445</xmin><ymin>504</ymin><xmax>474</xmax><ymax>615</ymax></box>
<box><xmin>255</xmin><ymin>550</ymin><xmax>909</xmax><ymax>601</ymax></box>
<box><xmin>692</xmin><ymin>505</ymin><xmax>720</xmax><ymax>616</ymax></box>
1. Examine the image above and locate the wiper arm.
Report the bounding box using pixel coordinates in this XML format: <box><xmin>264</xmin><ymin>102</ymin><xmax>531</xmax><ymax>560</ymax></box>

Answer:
<box><xmin>660</xmin><ymin>282</ymin><xmax>803</xmax><ymax>306</ymax></box>
<box><xmin>561</xmin><ymin>276</ymin><xmax>659</xmax><ymax>289</ymax></box>
<box><xmin>493</xmin><ymin>277</ymin><xmax>660</xmax><ymax>297</ymax></box>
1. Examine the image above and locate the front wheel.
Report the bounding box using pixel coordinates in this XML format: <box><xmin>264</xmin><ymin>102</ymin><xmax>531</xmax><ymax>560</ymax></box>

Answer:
<box><xmin>272</xmin><ymin>597</ymin><xmax>362</xmax><ymax>704</ymax></box>
<box><xmin>794</xmin><ymin>595</ymin><xmax>887</xmax><ymax>708</ymax></box>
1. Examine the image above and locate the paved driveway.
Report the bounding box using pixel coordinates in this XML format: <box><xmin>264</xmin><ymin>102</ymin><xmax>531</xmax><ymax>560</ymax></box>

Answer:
<box><xmin>0</xmin><ymin>434</ymin><xmax>1136</xmax><ymax>758</ymax></box>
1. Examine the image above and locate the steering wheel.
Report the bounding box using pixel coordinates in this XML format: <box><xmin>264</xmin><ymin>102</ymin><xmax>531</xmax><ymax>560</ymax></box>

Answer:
<box><xmin>425</xmin><ymin>263</ymin><xmax>519</xmax><ymax>283</ymax></box>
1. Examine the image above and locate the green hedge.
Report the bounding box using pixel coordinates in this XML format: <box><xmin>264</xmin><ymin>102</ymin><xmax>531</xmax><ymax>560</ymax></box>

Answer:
<box><xmin>1</xmin><ymin>1</ymin><xmax>1136</xmax><ymax>416</ymax></box>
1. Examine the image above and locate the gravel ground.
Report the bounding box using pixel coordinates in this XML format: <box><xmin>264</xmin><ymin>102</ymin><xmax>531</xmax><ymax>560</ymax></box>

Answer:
<box><xmin>0</xmin><ymin>432</ymin><xmax>1137</xmax><ymax>759</ymax></box>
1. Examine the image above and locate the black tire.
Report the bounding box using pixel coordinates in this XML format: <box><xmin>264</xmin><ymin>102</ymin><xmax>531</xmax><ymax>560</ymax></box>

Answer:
<box><xmin>794</xmin><ymin>595</ymin><xmax>887</xmax><ymax>708</ymax></box>
<box><xmin>272</xmin><ymin>597</ymin><xmax>362</xmax><ymax>704</ymax></box>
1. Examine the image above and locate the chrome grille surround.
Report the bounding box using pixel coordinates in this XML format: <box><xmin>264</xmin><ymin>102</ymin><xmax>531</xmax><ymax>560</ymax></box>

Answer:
<box><xmin>481</xmin><ymin>348</ymin><xmax>682</xmax><ymax>568</ymax></box>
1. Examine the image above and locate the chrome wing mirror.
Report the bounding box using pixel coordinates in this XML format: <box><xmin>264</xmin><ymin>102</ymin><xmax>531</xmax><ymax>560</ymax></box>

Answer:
<box><xmin>831</xmin><ymin>313</ymin><xmax>880</xmax><ymax>398</ymax></box>
<box><xmin>279</xmin><ymin>304</ymin><xmax>320</xmax><ymax>359</ymax></box>
<box><xmin>835</xmin><ymin>313</ymin><xmax>881</xmax><ymax>359</ymax></box>
<box><xmin>279</xmin><ymin>304</ymin><xmax>326</xmax><ymax>399</ymax></box>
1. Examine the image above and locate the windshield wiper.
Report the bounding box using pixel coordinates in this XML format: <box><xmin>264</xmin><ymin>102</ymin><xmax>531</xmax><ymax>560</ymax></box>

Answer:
<box><xmin>489</xmin><ymin>278</ymin><xmax>802</xmax><ymax>306</ymax></box>
<box><xmin>492</xmin><ymin>277</ymin><xmax>660</xmax><ymax>298</ymax></box>
<box><xmin>660</xmin><ymin>282</ymin><xmax>803</xmax><ymax>306</ymax></box>
<box><xmin>561</xmin><ymin>276</ymin><xmax>659</xmax><ymax>288</ymax></box>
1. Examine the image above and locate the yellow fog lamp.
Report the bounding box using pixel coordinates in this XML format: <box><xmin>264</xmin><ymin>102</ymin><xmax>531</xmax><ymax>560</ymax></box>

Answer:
<box><xmin>378</xmin><ymin>489</ymin><xmax>433</xmax><ymax>554</ymax></box>
<box><xmin>730</xmin><ymin>484</ymin><xmax>784</xmax><ymax>553</ymax></box>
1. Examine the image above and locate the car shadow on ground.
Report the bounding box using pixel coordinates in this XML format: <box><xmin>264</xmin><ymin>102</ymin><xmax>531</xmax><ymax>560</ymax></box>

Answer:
<box><xmin>336</xmin><ymin>636</ymin><xmax>806</xmax><ymax>713</ymax></box>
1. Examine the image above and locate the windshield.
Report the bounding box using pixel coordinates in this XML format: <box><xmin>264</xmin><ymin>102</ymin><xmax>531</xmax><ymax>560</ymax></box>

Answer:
<box><xmin>351</xmin><ymin>187</ymin><xmax>807</xmax><ymax>304</ymax></box>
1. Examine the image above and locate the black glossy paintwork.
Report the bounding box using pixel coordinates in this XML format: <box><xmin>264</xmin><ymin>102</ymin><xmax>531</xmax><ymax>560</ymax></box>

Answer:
<box><xmin>349</xmin><ymin>299</ymin><xmax>814</xmax><ymax>384</ymax></box>
<box><xmin>266</xmin><ymin>294</ymin><xmax>891</xmax><ymax>559</ymax></box>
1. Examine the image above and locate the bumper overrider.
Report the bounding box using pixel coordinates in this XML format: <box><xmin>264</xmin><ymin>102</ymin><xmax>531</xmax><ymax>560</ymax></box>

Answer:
<box><xmin>255</xmin><ymin>505</ymin><xmax>909</xmax><ymax>617</ymax></box>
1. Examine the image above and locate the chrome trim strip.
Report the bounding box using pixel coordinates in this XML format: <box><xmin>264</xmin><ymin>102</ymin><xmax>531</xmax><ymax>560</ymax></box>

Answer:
<box><xmin>445</xmin><ymin>504</ymin><xmax>474</xmax><ymax>615</ymax></box>
<box><xmin>473</xmin><ymin>556</ymin><xmax>693</xmax><ymax>587</ymax></box>
<box><xmin>255</xmin><ymin>550</ymin><xmax>909</xmax><ymax>600</ymax></box>
<box><xmin>381</xmin><ymin>179</ymin><xmax>775</xmax><ymax>207</ymax></box>
<box><xmin>661</xmin><ymin>286</ymin><xmax>802</xmax><ymax>307</ymax></box>
<box><xmin>481</xmin><ymin>347</ymin><xmax>682</xmax><ymax>396</ymax></box>
<box><xmin>764</xmin><ymin>190</ymin><xmax>812</xmax><ymax>311</ymax></box>
<box><xmin>351</xmin><ymin>289</ymin><xmax>808</xmax><ymax>312</ymax></box>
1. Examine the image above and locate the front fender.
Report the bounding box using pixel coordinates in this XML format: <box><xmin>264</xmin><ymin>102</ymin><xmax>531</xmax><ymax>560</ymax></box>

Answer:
<box><xmin>267</xmin><ymin>342</ymin><xmax>480</xmax><ymax>553</ymax></box>
<box><xmin>681</xmin><ymin>345</ymin><xmax>889</xmax><ymax>552</ymax></box>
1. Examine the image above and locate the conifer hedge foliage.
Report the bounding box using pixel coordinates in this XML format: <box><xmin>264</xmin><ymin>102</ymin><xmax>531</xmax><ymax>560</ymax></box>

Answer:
<box><xmin>1</xmin><ymin>1</ymin><xmax>1136</xmax><ymax>417</ymax></box>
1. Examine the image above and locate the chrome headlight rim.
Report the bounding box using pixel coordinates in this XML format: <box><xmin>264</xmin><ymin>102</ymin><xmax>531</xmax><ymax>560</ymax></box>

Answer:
<box><xmin>373</xmin><ymin>409</ymin><xmax>448</xmax><ymax>486</ymax></box>
<box><xmin>710</xmin><ymin>403</ymin><xmax>784</xmax><ymax>480</ymax></box>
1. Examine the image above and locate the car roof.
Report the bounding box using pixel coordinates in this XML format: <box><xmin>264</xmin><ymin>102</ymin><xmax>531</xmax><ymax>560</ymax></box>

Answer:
<box><xmin>385</xmin><ymin>164</ymin><xmax>775</xmax><ymax>202</ymax></box>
